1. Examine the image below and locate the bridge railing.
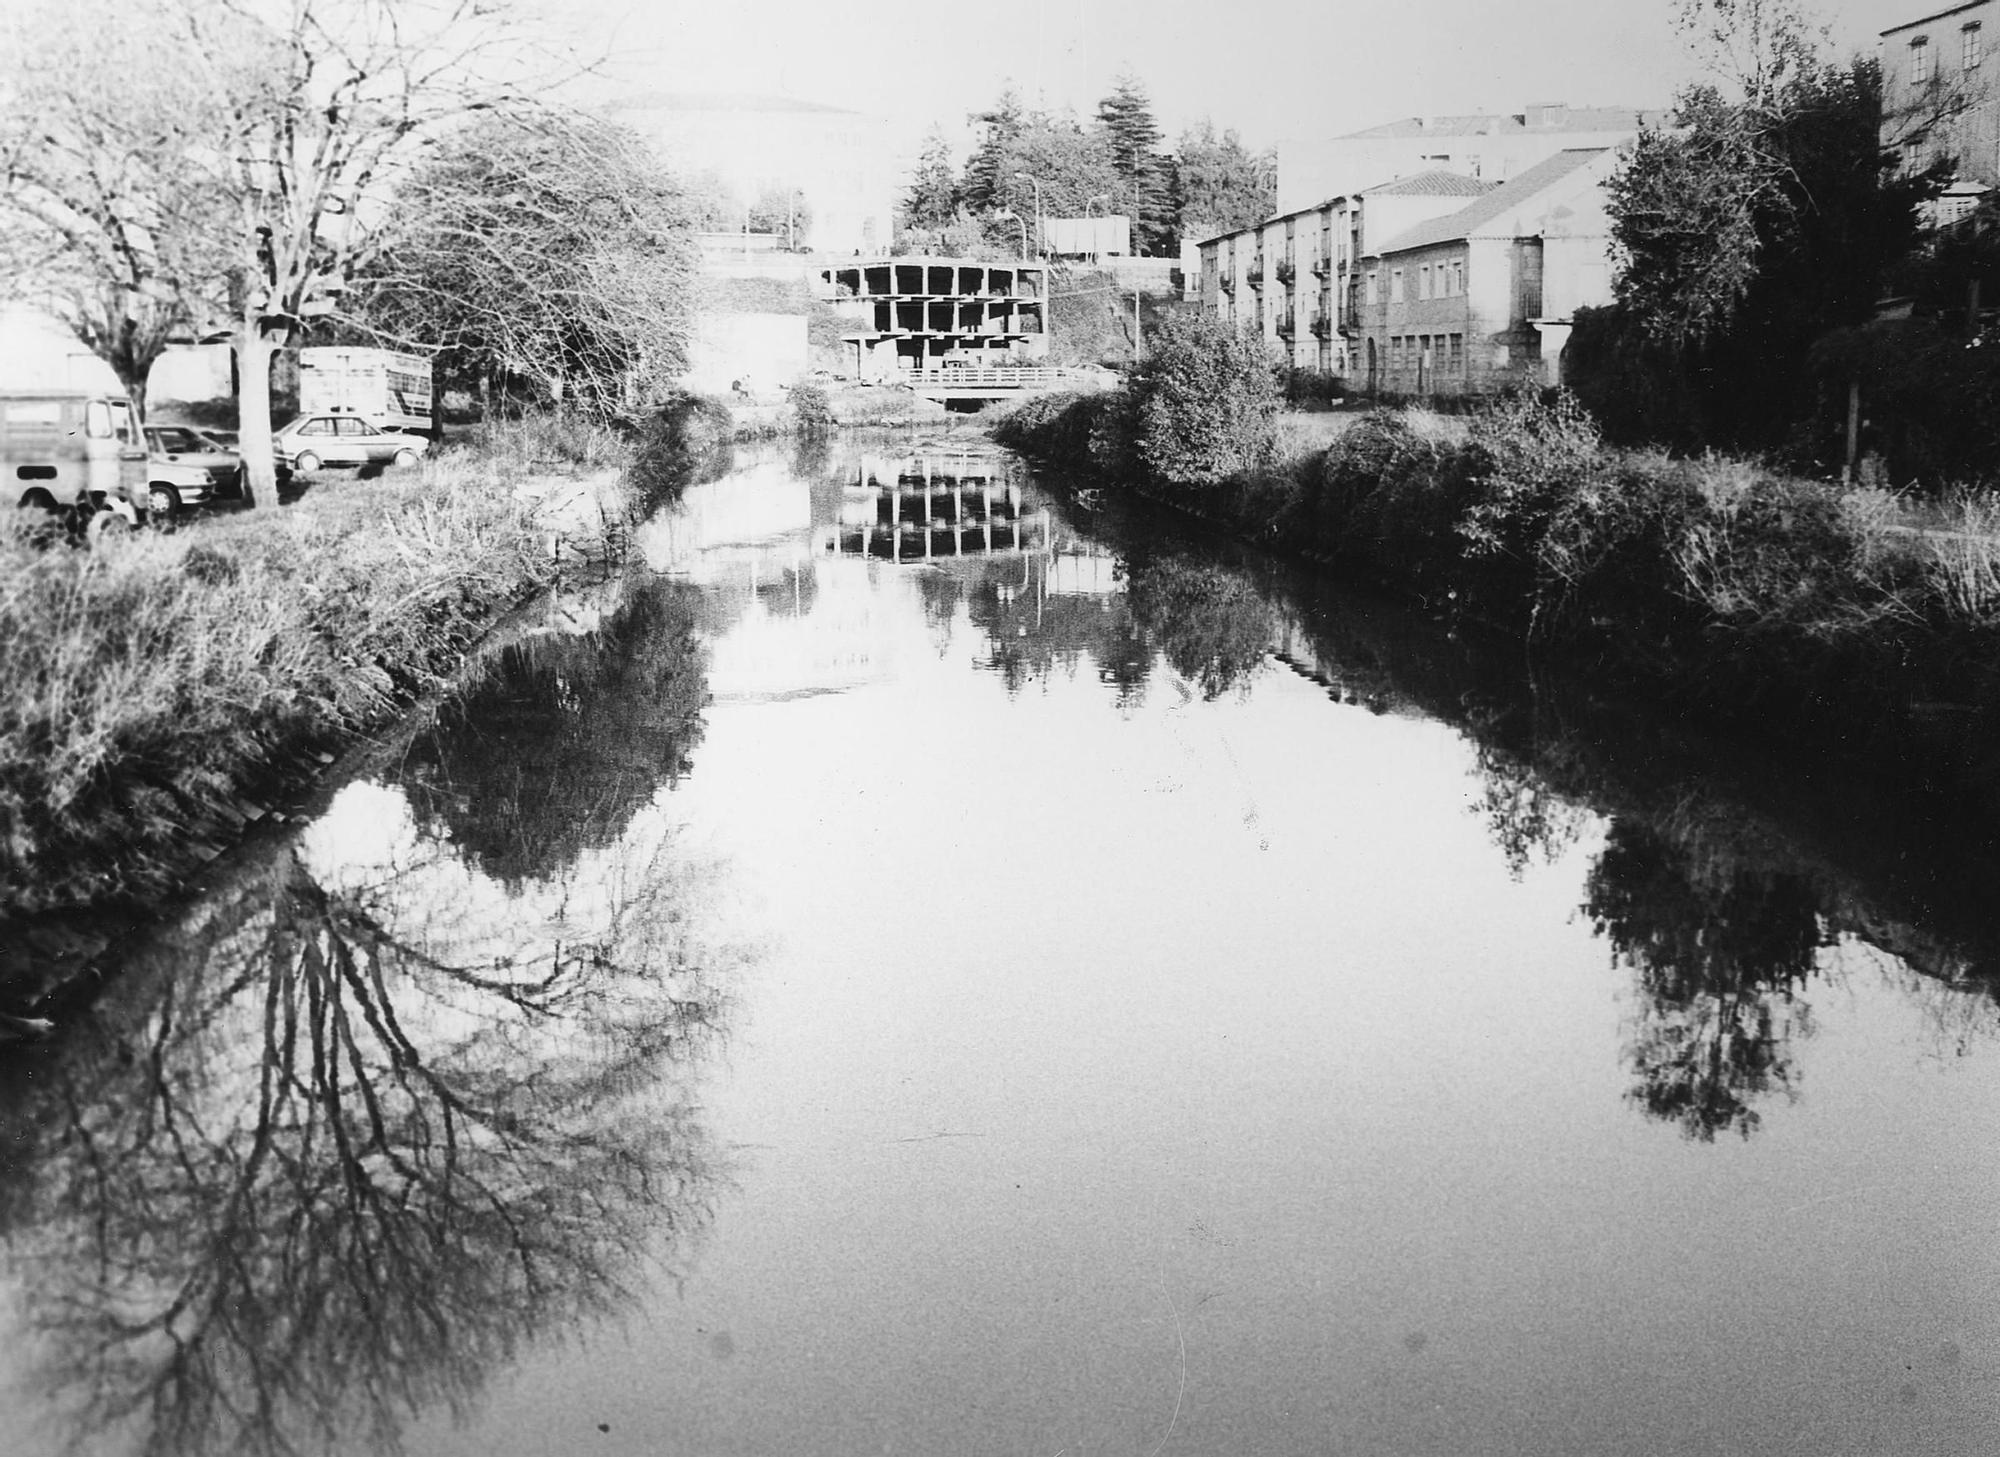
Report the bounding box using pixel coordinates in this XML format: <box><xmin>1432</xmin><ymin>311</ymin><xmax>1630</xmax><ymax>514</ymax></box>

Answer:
<box><xmin>905</xmin><ymin>367</ymin><xmax>1058</xmax><ymax>390</ymax></box>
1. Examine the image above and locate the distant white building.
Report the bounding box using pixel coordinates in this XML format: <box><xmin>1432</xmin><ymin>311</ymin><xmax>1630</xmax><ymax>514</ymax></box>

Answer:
<box><xmin>1276</xmin><ymin>102</ymin><xmax>1664</xmax><ymax>214</ymax></box>
<box><xmin>0</xmin><ymin>307</ymin><xmax>122</xmax><ymax>392</ymax></box>
<box><xmin>608</xmin><ymin>92</ymin><xmax>895</xmax><ymax>256</ymax></box>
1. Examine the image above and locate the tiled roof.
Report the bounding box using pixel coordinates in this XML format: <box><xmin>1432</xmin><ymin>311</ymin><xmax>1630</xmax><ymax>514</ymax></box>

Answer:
<box><xmin>1341</xmin><ymin>106</ymin><xmax>1665</xmax><ymax>139</ymax></box>
<box><xmin>1374</xmin><ymin>148</ymin><xmax>1611</xmax><ymax>255</ymax></box>
<box><xmin>1361</xmin><ymin>171</ymin><xmax>1497</xmax><ymax>198</ymax></box>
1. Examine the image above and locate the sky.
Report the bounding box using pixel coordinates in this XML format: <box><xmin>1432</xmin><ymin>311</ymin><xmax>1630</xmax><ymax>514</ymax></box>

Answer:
<box><xmin>552</xmin><ymin>0</ymin><xmax>1933</xmax><ymax>156</ymax></box>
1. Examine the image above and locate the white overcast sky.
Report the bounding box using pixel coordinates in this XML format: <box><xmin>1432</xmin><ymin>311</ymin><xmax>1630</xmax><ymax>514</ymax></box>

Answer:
<box><xmin>549</xmin><ymin>0</ymin><xmax>1927</xmax><ymax>153</ymax></box>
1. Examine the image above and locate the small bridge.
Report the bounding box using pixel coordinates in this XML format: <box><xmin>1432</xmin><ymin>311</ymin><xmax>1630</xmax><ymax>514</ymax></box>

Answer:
<box><xmin>904</xmin><ymin>367</ymin><xmax>1058</xmax><ymax>402</ymax></box>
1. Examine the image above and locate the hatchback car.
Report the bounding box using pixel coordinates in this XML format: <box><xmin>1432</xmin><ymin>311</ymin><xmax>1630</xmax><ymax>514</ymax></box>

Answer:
<box><xmin>144</xmin><ymin>424</ymin><xmax>242</xmax><ymax>509</ymax></box>
<box><xmin>273</xmin><ymin>413</ymin><xmax>430</xmax><ymax>473</ymax></box>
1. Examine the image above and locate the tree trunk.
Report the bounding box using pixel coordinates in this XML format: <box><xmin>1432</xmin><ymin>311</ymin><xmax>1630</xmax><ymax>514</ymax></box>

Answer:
<box><xmin>236</xmin><ymin>324</ymin><xmax>280</xmax><ymax>509</ymax></box>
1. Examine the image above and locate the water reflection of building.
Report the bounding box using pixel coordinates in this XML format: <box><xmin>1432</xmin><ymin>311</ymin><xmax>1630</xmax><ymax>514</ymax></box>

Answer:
<box><xmin>816</xmin><ymin>452</ymin><xmax>1052</xmax><ymax>563</ymax></box>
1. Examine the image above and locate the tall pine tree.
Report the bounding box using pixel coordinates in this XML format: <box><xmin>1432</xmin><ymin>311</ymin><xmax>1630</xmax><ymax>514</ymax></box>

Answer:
<box><xmin>903</xmin><ymin>127</ymin><xmax>959</xmax><ymax>235</ymax></box>
<box><xmin>961</xmin><ymin>87</ymin><xmax>1026</xmax><ymax>215</ymax></box>
<box><xmin>1094</xmin><ymin>73</ymin><xmax>1171</xmax><ymax>254</ymax></box>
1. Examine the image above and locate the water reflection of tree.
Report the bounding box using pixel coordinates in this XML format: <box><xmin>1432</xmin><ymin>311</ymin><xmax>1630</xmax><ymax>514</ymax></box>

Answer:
<box><xmin>1470</xmin><ymin>737</ymin><xmax>1590</xmax><ymax>879</ymax></box>
<box><xmin>1585</xmin><ymin>818</ymin><xmax>1824</xmax><ymax>1141</ymax></box>
<box><xmin>400</xmin><ymin>573</ymin><xmax>709</xmax><ymax>888</ymax></box>
<box><xmin>0</xmin><ymin>805</ymin><xmax>731</xmax><ymax>1457</ymax></box>
<box><xmin>1124</xmin><ymin>553</ymin><xmax>1273</xmax><ymax>701</ymax></box>
<box><xmin>963</xmin><ymin>561</ymin><xmax>1152</xmax><ymax>700</ymax></box>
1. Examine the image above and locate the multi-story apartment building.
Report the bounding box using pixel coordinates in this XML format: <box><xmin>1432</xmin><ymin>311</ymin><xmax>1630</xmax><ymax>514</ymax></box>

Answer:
<box><xmin>1882</xmin><ymin>2</ymin><xmax>2000</xmax><ymax>221</ymax></box>
<box><xmin>1354</xmin><ymin>149</ymin><xmax>1618</xmax><ymax>394</ymax></box>
<box><xmin>1276</xmin><ymin>102</ymin><xmax>1664</xmax><ymax>214</ymax></box>
<box><xmin>1200</xmin><ymin>172</ymin><xmax>1491</xmax><ymax>376</ymax></box>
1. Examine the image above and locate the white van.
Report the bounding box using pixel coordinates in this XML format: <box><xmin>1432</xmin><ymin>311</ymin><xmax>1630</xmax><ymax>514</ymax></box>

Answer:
<box><xmin>3</xmin><ymin>390</ymin><xmax>151</xmax><ymax>525</ymax></box>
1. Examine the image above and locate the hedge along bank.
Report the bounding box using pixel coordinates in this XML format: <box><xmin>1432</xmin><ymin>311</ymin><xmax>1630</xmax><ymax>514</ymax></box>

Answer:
<box><xmin>992</xmin><ymin>377</ymin><xmax>2000</xmax><ymax>804</ymax></box>
<box><xmin>0</xmin><ymin>404</ymin><xmax>732</xmax><ymax>989</ymax></box>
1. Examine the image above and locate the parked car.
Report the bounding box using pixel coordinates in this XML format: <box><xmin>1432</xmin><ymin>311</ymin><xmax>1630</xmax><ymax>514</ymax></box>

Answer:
<box><xmin>272</xmin><ymin>413</ymin><xmax>429</xmax><ymax>473</ymax></box>
<box><xmin>143</xmin><ymin>424</ymin><xmax>241</xmax><ymax>510</ymax></box>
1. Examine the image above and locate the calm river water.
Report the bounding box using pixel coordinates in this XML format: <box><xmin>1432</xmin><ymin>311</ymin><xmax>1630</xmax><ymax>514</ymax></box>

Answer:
<box><xmin>5</xmin><ymin>438</ymin><xmax>2000</xmax><ymax>1456</ymax></box>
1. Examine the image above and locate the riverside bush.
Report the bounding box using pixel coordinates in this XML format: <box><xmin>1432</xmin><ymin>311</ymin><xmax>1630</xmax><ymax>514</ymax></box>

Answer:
<box><xmin>989</xmin><ymin>358</ymin><xmax>2000</xmax><ymax>756</ymax></box>
<box><xmin>1128</xmin><ymin>310</ymin><xmax>1276</xmax><ymax>487</ymax></box>
<box><xmin>789</xmin><ymin>381</ymin><xmax>835</xmax><ymax>435</ymax></box>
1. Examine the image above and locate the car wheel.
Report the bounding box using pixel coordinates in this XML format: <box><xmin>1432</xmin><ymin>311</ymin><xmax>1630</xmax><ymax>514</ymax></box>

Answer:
<box><xmin>147</xmin><ymin>484</ymin><xmax>182</xmax><ymax>516</ymax></box>
<box><xmin>292</xmin><ymin>451</ymin><xmax>321</xmax><ymax>474</ymax></box>
<box><xmin>392</xmin><ymin>447</ymin><xmax>419</xmax><ymax>469</ymax></box>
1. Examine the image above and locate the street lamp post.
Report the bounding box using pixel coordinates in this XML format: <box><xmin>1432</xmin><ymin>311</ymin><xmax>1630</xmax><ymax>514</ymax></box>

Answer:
<box><xmin>1013</xmin><ymin>171</ymin><xmax>1042</xmax><ymax>259</ymax></box>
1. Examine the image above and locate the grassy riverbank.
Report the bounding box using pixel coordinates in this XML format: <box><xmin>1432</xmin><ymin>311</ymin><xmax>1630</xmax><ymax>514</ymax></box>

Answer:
<box><xmin>0</xmin><ymin>408</ymin><xmax>718</xmax><ymax>924</ymax></box>
<box><xmin>993</xmin><ymin>385</ymin><xmax>2000</xmax><ymax>798</ymax></box>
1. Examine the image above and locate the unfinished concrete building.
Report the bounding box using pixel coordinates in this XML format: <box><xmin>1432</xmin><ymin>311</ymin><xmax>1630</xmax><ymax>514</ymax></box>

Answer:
<box><xmin>818</xmin><ymin>258</ymin><xmax>1049</xmax><ymax>379</ymax></box>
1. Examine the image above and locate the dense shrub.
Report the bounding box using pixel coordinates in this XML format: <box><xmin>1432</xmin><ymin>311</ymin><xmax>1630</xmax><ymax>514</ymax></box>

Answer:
<box><xmin>990</xmin><ymin>389</ymin><xmax>1127</xmax><ymax>469</ymax></box>
<box><xmin>1127</xmin><ymin>310</ymin><xmax>1277</xmax><ymax>486</ymax></box>
<box><xmin>630</xmin><ymin>391</ymin><xmax>735</xmax><ymax>504</ymax></box>
<box><xmin>1280</xmin><ymin>366</ymin><xmax>1346</xmax><ymax>409</ymax></box>
<box><xmin>789</xmin><ymin>381</ymin><xmax>835</xmax><ymax>436</ymax></box>
<box><xmin>1295</xmin><ymin>410</ymin><xmax>1480</xmax><ymax>588</ymax></box>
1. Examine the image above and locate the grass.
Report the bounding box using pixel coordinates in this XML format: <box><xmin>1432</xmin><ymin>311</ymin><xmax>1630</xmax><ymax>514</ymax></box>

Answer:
<box><xmin>0</xmin><ymin>405</ymin><xmax>722</xmax><ymax>921</ymax></box>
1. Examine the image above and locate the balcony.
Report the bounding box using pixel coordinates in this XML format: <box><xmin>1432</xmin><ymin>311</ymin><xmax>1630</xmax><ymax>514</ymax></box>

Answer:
<box><xmin>1218</xmin><ymin>272</ymin><xmax>1235</xmax><ymax>294</ymax></box>
<box><xmin>1310</xmin><ymin>257</ymin><xmax>1331</xmax><ymax>278</ymax></box>
<box><xmin>1276</xmin><ymin>258</ymin><xmax>1296</xmax><ymax>285</ymax></box>
<box><xmin>1246</xmin><ymin>261</ymin><xmax>1265</xmax><ymax>286</ymax></box>
<box><xmin>1275</xmin><ymin>311</ymin><xmax>1296</xmax><ymax>339</ymax></box>
<box><xmin>1310</xmin><ymin>314</ymin><xmax>1332</xmax><ymax>339</ymax></box>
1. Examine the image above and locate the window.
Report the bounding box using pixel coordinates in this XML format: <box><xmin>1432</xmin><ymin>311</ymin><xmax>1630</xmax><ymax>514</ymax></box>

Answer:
<box><xmin>1365</xmin><ymin>271</ymin><xmax>1379</xmax><ymax>304</ymax></box>
<box><xmin>1453</xmin><ymin>260</ymin><xmax>1465</xmax><ymax>296</ymax></box>
<box><xmin>1912</xmin><ymin>35</ymin><xmax>1933</xmax><ymax>84</ymax></box>
<box><xmin>1418</xmin><ymin>264</ymin><xmax>1430</xmax><ymax>299</ymax></box>
<box><xmin>84</xmin><ymin>400</ymin><xmax>112</xmax><ymax>438</ymax></box>
<box><xmin>1967</xmin><ymin>23</ymin><xmax>1983</xmax><ymax>70</ymax></box>
<box><xmin>298</xmin><ymin>418</ymin><xmax>335</xmax><ymax>436</ymax></box>
<box><xmin>336</xmin><ymin>418</ymin><xmax>371</xmax><ymax>436</ymax></box>
<box><xmin>1390</xmin><ymin>268</ymin><xmax>1405</xmax><ymax>302</ymax></box>
<box><xmin>1449</xmin><ymin>334</ymin><xmax>1464</xmax><ymax>370</ymax></box>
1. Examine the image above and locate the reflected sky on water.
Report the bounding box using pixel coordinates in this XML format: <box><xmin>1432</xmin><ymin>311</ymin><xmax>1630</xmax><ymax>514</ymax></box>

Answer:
<box><xmin>7</xmin><ymin>439</ymin><xmax>2000</xmax><ymax>1456</ymax></box>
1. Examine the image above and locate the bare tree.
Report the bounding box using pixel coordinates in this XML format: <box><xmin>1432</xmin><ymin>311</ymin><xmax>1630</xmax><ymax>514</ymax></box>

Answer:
<box><xmin>1</xmin><ymin>0</ymin><xmax>574</xmax><ymax>505</ymax></box>
<box><xmin>0</xmin><ymin>0</ymin><xmax>241</xmax><ymax>411</ymax></box>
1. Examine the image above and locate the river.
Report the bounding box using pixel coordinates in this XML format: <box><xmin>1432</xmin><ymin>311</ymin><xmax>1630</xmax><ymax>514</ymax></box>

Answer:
<box><xmin>3</xmin><ymin>437</ymin><xmax>2000</xmax><ymax>1457</ymax></box>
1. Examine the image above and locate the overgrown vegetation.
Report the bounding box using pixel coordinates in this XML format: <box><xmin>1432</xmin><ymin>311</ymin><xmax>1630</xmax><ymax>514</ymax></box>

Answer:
<box><xmin>0</xmin><ymin>402</ymin><xmax>723</xmax><ymax>919</ymax></box>
<box><xmin>995</xmin><ymin>384</ymin><xmax>2000</xmax><ymax>777</ymax></box>
<box><xmin>996</xmin><ymin>310</ymin><xmax>1275</xmax><ymax>484</ymax></box>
